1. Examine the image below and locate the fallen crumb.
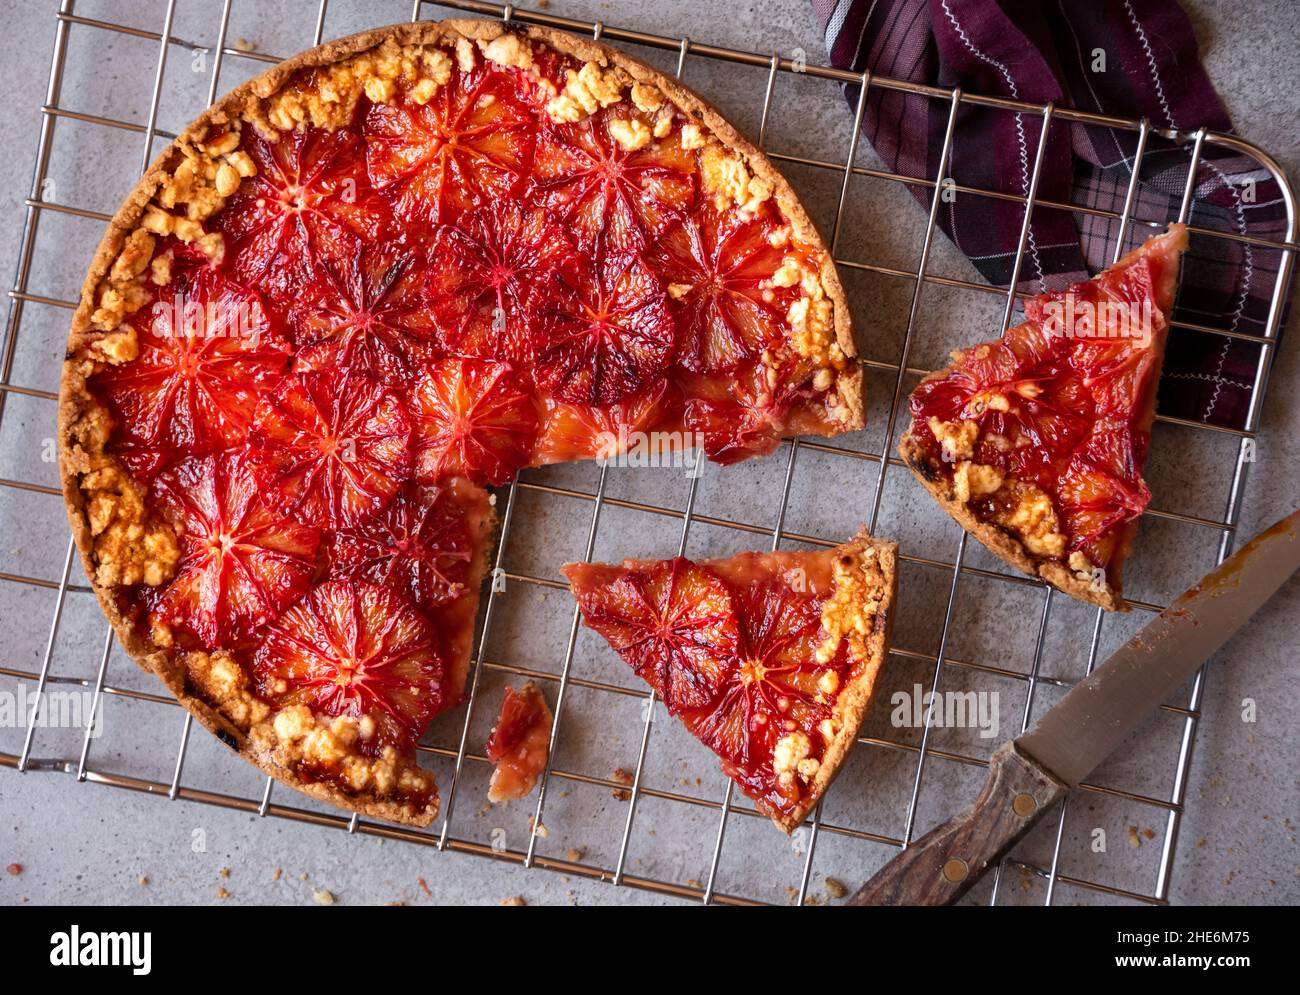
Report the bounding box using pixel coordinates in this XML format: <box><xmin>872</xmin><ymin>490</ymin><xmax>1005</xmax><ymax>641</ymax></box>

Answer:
<box><xmin>272</xmin><ymin>868</ymin><xmax>282</xmax><ymax>882</ymax></box>
<box><xmin>138</xmin><ymin>876</ymin><xmax>150</xmax><ymax>887</ymax></box>
<box><xmin>528</xmin><ymin>817</ymin><xmax>549</xmax><ymax>839</ymax></box>
<box><xmin>824</xmin><ymin>877</ymin><xmax>848</xmax><ymax>899</ymax></box>
<box><xmin>1127</xmin><ymin>825</ymin><xmax>1142</xmax><ymax>848</ymax></box>
<box><xmin>216</xmin><ymin>886</ymin><xmax>230</xmax><ymax>900</ymax></box>
<box><xmin>299</xmin><ymin>872</ymin><xmax>309</xmax><ymax>881</ymax></box>
<box><xmin>1196</xmin><ymin>838</ymin><xmax>1207</xmax><ymax>848</ymax></box>
<box><xmin>5</xmin><ymin>863</ymin><xmax>22</xmax><ymax>876</ymax></box>
<box><xmin>313</xmin><ymin>889</ymin><xmax>336</xmax><ymax>906</ymax></box>
<box><xmin>501</xmin><ymin>895</ymin><xmax>526</xmax><ymax>906</ymax></box>
<box><xmin>1141</xmin><ymin>828</ymin><xmax>1156</xmax><ymax>840</ymax></box>
<box><xmin>233</xmin><ymin>36</ymin><xmax>257</xmax><ymax>53</ymax></box>
<box><xmin>685</xmin><ymin>878</ymin><xmax>703</xmax><ymax>889</ymax></box>
<box><xmin>565</xmin><ymin>848</ymin><xmax>585</xmax><ymax>863</ymax></box>
<box><xmin>805</xmin><ymin>894</ymin><xmax>822</xmax><ymax>905</ymax></box>
<box><xmin>611</xmin><ymin>768</ymin><xmax>634</xmax><ymax>801</ymax></box>
<box><xmin>219</xmin><ymin>867</ymin><xmax>231</xmax><ymax>878</ymax></box>
<box><xmin>418</xmin><ymin>877</ymin><xmax>431</xmax><ymax>897</ymax></box>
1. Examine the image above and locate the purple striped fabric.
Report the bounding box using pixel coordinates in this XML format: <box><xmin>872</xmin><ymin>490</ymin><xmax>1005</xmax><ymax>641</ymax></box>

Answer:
<box><xmin>812</xmin><ymin>0</ymin><xmax>1292</xmax><ymax>429</ymax></box>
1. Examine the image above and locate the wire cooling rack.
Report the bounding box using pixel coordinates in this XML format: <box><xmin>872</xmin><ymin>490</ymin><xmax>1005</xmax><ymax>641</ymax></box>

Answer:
<box><xmin>1</xmin><ymin>0</ymin><xmax>1295</xmax><ymax>906</ymax></box>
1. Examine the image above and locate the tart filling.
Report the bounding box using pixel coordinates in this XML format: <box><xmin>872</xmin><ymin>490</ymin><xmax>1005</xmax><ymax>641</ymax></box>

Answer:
<box><xmin>563</xmin><ymin>531</ymin><xmax>896</xmax><ymax>832</ymax></box>
<box><xmin>60</xmin><ymin>20</ymin><xmax>861</xmax><ymax>825</ymax></box>
<box><xmin>902</xmin><ymin>226</ymin><xmax>1187</xmax><ymax>610</ymax></box>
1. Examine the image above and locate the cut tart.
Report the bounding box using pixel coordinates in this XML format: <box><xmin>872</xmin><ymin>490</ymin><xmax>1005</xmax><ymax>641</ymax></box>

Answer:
<box><xmin>485</xmin><ymin>682</ymin><xmax>553</xmax><ymax>803</ymax></box>
<box><xmin>59</xmin><ymin>20</ymin><xmax>860</xmax><ymax>826</ymax></box>
<box><xmin>901</xmin><ymin>225</ymin><xmax>1187</xmax><ymax>611</ymax></box>
<box><xmin>562</xmin><ymin>531</ymin><xmax>897</xmax><ymax>832</ymax></box>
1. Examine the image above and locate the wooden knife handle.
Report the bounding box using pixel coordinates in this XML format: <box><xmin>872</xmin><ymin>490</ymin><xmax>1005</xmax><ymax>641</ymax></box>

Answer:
<box><xmin>849</xmin><ymin>742</ymin><xmax>1068</xmax><ymax>906</ymax></box>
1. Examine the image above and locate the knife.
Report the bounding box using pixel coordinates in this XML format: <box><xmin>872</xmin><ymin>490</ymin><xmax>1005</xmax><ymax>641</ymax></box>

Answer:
<box><xmin>849</xmin><ymin>508</ymin><xmax>1300</xmax><ymax>906</ymax></box>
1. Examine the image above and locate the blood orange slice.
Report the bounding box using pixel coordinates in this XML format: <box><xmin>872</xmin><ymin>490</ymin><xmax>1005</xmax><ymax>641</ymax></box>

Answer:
<box><xmin>291</xmin><ymin>242</ymin><xmax>437</xmax><ymax>386</ymax></box>
<box><xmin>535</xmin><ymin>255</ymin><xmax>675</xmax><ymax>405</ymax></box>
<box><xmin>410</xmin><ymin>357</ymin><xmax>538</xmax><ymax>486</ymax></box>
<box><xmin>649</xmin><ymin>203</ymin><xmax>800</xmax><ymax>373</ymax></box>
<box><xmin>251</xmin><ymin>580</ymin><xmax>445</xmax><ymax>754</ymax></box>
<box><xmin>92</xmin><ymin>267</ymin><xmax>289</xmax><ymax>477</ymax></box>
<box><xmin>902</xmin><ymin>225</ymin><xmax>1188</xmax><ymax>609</ymax></box>
<box><xmin>425</xmin><ymin>201</ymin><xmax>575</xmax><ymax>362</ymax></box>
<box><xmin>565</xmin><ymin>557</ymin><xmax>739</xmax><ymax>712</ymax></box>
<box><xmin>147</xmin><ymin>451</ymin><xmax>320</xmax><ymax>649</ymax></box>
<box><xmin>364</xmin><ymin>63</ymin><xmax>533</xmax><ymax>225</ymax></box>
<box><xmin>683</xmin><ymin>359</ymin><xmax>838</xmax><ymax>465</ymax></box>
<box><xmin>216</xmin><ymin>126</ymin><xmax>386</xmax><ymax>306</ymax></box>
<box><xmin>249</xmin><ymin>368</ymin><xmax>410</xmax><ymax>528</ymax></box>
<box><xmin>534</xmin><ymin>379</ymin><xmax>681</xmax><ymax>465</ymax></box>
<box><xmin>328</xmin><ymin>481</ymin><xmax>473</xmax><ymax>607</ymax></box>
<box><xmin>485</xmin><ymin>682</ymin><xmax>553</xmax><ymax>803</ymax></box>
<box><xmin>532</xmin><ymin>108</ymin><xmax>696</xmax><ymax>255</ymax></box>
<box><xmin>565</xmin><ymin>532</ymin><xmax>897</xmax><ymax>831</ymax></box>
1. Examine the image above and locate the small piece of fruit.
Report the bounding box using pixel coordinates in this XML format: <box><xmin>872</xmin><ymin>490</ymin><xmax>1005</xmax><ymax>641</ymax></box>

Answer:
<box><xmin>485</xmin><ymin>682</ymin><xmax>553</xmax><ymax>803</ymax></box>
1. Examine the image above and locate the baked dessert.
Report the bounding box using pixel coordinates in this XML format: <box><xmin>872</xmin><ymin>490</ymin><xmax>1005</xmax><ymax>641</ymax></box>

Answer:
<box><xmin>902</xmin><ymin>225</ymin><xmax>1187</xmax><ymax>611</ymax></box>
<box><xmin>59</xmin><ymin>20</ymin><xmax>861</xmax><ymax>826</ymax></box>
<box><xmin>485</xmin><ymin>682</ymin><xmax>553</xmax><ymax>803</ymax></box>
<box><xmin>563</xmin><ymin>531</ymin><xmax>896</xmax><ymax>832</ymax></box>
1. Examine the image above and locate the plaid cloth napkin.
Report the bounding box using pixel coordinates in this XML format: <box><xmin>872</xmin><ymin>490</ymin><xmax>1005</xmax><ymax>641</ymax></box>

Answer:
<box><xmin>812</xmin><ymin>0</ymin><xmax>1292</xmax><ymax>429</ymax></box>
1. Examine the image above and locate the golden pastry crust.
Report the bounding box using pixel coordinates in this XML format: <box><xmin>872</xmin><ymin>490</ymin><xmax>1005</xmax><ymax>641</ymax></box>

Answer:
<box><xmin>59</xmin><ymin>19</ymin><xmax>859</xmax><ymax>827</ymax></box>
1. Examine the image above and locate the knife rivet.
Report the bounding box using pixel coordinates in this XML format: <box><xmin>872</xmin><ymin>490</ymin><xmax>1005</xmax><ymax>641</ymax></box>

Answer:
<box><xmin>1012</xmin><ymin>793</ymin><xmax>1037</xmax><ymax>818</ymax></box>
<box><xmin>941</xmin><ymin>858</ymin><xmax>969</xmax><ymax>883</ymax></box>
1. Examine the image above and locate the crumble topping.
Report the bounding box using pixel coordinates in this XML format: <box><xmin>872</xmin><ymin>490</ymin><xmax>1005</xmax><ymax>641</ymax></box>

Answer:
<box><xmin>783</xmin><ymin>262</ymin><xmax>843</xmax><ymax>370</ymax></box>
<box><xmin>630</xmin><ymin>82</ymin><xmax>664</xmax><ymax>113</ymax></box>
<box><xmin>700</xmin><ymin>141</ymin><xmax>773</xmax><ymax>215</ymax></box>
<box><xmin>816</xmin><ymin>541</ymin><xmax>888</xmax><ymax>664</ymax></box>
<box><xmin>545</xmin><ymin>59</ymin><xmax>629</xmax><ymax>123</ymax></box>
<box><xmin>249</xmin><ymin>704</ymin><xmax>434</xmax><ymax>798</ymax></box>
<box><xmin>987</xmin><ymin>480</ymin><xmax>1067</xmax><ymax>559</ymax></box>
<box><xmin>607</xmin><ymin>115</ymin><xmax>653</xmax><ymax>152</ymax></box>
<box><xmin>927</xmin><ymin>416</ymin><xmax>978</xmax><ymax>463</ymax></box>
<box><xmin>63</xmin><ymin>405</ymin><xmax>178</xmax><ymax>587</ymax></box>
<box><xmin>952</xmin><ymin>460</ymin><xmax>1003</xmax><ymax>503</ymax></box>
<box><xmin>478</xmin><ymin>33</ymin><xmax>535</xmax><ymax>73</ymax></box>
<box><xmin>773</xmin><ymin>731</ymin><xmax>818</xmax><ymax>787</ymax></box>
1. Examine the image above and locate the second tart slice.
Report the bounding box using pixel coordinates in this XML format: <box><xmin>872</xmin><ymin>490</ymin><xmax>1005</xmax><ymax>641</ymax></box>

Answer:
<box><xmin>901</xmin><ymin>225</ymin><xmax>1188</xmax><ymax>610</ymax></box>
<box><xmin>563</xmin><ymin>531</ymin><xmax>896</xmax><ymax>832</ymax></box>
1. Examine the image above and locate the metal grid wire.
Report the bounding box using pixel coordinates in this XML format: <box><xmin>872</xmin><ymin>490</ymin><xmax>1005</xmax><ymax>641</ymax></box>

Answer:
<box><xmin>0</xmin><ymin>0</ymin><xmax>1295</xmax><ymax>906</ymax></box>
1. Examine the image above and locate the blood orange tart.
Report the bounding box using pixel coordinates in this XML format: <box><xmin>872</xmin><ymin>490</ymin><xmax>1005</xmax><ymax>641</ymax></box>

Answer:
<box><xmin>563</xmin><ymin>532</ymin><xmax>896</xmax><ymax>832</ymax></box>
<box><xmin>58</xmin><ymin>20</ymin><xmax>862</xmax><ymax>826</ymax></box>
<box><xmin>901</xmin><ymin>225</ymin><xmax>1187</xmax><ymax>611</ymax></box>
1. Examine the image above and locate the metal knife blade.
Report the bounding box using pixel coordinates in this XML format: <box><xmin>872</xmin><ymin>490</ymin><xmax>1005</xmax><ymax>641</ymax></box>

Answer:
<box><xmin>1018</xmin><ymin>508</ymin><xmax>1300</xmax><ymax>788</ymax></box>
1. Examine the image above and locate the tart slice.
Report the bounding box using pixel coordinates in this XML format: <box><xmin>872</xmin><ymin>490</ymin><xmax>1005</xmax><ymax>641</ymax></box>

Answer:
<box><xmin>901</xmin><ymin>225</ymin><xmax>1188</xmax><ymax>611</ymax></box>
<box><xmin>562</xmin><ymin>531</ymin><xmax>897</xmax><ymax>832</ymax></box>
<box><xmin>60</xmin><ymin>19</ymin><xmax>861</xmax><ymax>827</ymax></box>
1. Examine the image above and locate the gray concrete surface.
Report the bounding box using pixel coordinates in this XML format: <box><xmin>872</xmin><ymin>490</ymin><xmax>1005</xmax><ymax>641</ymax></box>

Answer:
<box><xmin>0</xmin><ymin>0</ymin><xmax>1295</xmax><ymax>906</ymax></box>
